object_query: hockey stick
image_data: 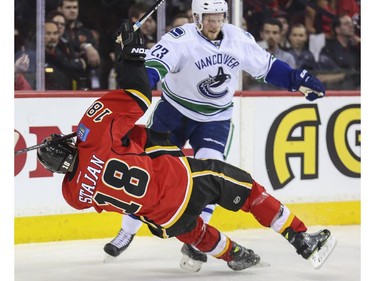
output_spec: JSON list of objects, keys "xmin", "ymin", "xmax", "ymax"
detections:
[
  {"xmin": 132, "ymin": 0, "xmax": 166, "ymax": 31},
  {"xmin": 14, "ymin": 132, "xmax": 77, "ymax": 156}
]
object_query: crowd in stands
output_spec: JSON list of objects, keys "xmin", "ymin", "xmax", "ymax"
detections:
[{"xmin": 14, "ymin": 0, "xmax": 360, "ymax": 91}]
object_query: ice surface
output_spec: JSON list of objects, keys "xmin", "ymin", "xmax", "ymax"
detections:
[{"xmin": 15, "ymin": 225, "xmax": 360, "ymax": 281}]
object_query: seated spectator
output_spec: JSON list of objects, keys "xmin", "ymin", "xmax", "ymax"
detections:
[
  {"xmin": 287, "ymin": 23, "xmax": 317, "ymax": 70},
  {"xmin": 44, "ymin": 21, "xmax": 86, "ymax": 90},
  {"xmin": 57, "ymin": 0, "xmax": 100, "ymax": 89},
  {"xmin": 305, "ymin": 0, "xmax": 337, "ymax": 39},
  {"xmin": 274, "ymin": 10, "xmax": 291, "ymax": 50},
  {"xmin": 318, "ymin": 15, "xmax": 360, "ymax": 89},
  {"xmin": 46, "ymin": 11, "xmax": 67, "ymax": 38},
  {"xmin": 335, "ymin": 0, "xmax": 360, "ymax": 42},
  {"xmin": 167, "ymin": 13, "xmax": 190, "ymax": 31},
  {"xmin": 259, "ymin": 18, "xmax": 296, "ymax": 68},
  {"xmin": 185, "ymin": 8, "xmax": 194, "ymax": 23},
  {"xmin": 247, "ymin": 18, "xmax": 296, "ymax": 90},
  {"xmin": 15, "ymin": 54, "xmax": 32, "ymax": 90},
  {"xmin": 243, "ymin": 0, "xmax": 279, "ymax": 41}
]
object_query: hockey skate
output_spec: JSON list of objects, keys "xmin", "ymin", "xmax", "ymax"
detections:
[
  {"xmin": 227, "ymin": 242, "xmax": 261, "ymax": 271},
  {"xmin": 180, "ymin": 244, "xmax": 208, "ymax": 272},
  {"xmin": 293, "ymin": 229, "xmax": 337, "ymax": 269},
  {"xmin": 103, "ymin": 229, "xmax": 135, "ymax": 263}
]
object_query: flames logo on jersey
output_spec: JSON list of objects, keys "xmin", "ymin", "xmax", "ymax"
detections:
[{"xmin": 197, "ymin": 67, "xmax": 231, "ymax": 98}]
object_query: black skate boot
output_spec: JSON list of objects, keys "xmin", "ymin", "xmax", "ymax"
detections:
[
  {"xmin": 227, "ymin": 242, "xmax": 260, "ymax": 271},
  {"xmin": 283, "ymin": 228, "xmax": 337, "ymax": 269},
  {"xmin": 103, "ymin": 229, "xmax": 135, "ymax": 263},
  {"xmin": 180, "ymin": 244, "xmax": 207, "ymax": 272}
]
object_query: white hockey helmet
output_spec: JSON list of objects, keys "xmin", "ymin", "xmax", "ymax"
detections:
[{"xmin": 191, "ymin": 0, "xmax": 228, "ymax": 30}]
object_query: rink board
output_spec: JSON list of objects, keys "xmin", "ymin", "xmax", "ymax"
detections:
[{"xmin": 14, "ymin": 91, "xmax": 361, "ymax": 244}]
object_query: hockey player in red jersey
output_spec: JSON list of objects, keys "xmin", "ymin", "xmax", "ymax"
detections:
[{"xmin": 37, "ymin": 20, "xmax": 336, "ymax": 272}]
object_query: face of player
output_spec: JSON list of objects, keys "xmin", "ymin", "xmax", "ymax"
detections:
[
  {"xmin": 289, "ymin": 26, "xmax": 307, "ymax": 50},
  {"xmin": 45, "ymin": 22, "xmax": 59, "ymax": 49},
  {"xmin": 261, "ymin": 23, "xmax": 281, "ymax": 50},
  {"xmin": 60, "ymin": 0, "xmax": 79, "ymax": 21},
  {"xmin": 201, "ymin": 13, "xmax": 225, "ymax": 40}
]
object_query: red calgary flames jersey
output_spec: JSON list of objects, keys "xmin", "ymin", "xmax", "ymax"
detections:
[{"xmin": 62, "ymin": 89, "xmax": 193, "ymax": 229}]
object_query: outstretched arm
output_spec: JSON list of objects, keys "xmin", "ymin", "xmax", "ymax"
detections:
[{"xmin": 265, "ymin": 59, "xmax": 325, "ymax": 102}]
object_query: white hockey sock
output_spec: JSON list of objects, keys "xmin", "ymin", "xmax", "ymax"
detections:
[
  {"xmin": 121, "ymin": 215, "xmax": 143, "ymax": 235},
  {"xmin": 200, "ymin": 204, "xmax": 216, "ymax": 224}
]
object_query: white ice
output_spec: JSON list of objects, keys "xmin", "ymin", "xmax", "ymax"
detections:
[{"xmin": 14, "ymin": 225, "xmax": 361, "ymax": 281}]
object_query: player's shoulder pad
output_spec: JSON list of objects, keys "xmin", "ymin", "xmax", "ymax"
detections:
[{"xmin": 163, "ymin": 23, "xmax": 195, "ymax": 42}]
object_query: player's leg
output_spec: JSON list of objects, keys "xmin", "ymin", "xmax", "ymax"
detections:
[
  {"xmin": 194, "ymin": 148, "xmax": 221, "ymax": 224},
  {"xmin": 180, "ymin": 120, "xmax": 233, "ymax": 271},
  {"xmin": 240, "ymin": 180, "xmax": 336, "ymax": 268},
  {"xmin": 103, "ymin": 214, "xmax": 142, "ymax": 262},
  {"xmin": 190, "ymin": 157, "xmax": 336, "ymax": 269},
  {"xmin": 177, "ymin": 217, "xmax": 260, "ymax": 271}
]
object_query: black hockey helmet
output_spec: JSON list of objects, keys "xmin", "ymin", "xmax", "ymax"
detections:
[{"xmin": 37, "ymin": 134, "xmax": 77, "ymax": 174}]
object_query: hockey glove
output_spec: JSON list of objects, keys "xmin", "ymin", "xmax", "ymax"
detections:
[
  {"xmin": 289, "ymin": 69, "xmax": 325, "ymax": 101},
  {"xmin": 115, "ymin": 19, "xmax": 146, "ymax": 62}
]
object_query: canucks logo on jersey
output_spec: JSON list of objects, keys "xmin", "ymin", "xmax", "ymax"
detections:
[{"xmin": 197, "ymin": 67, "xmax": 231, "ymax": 98}]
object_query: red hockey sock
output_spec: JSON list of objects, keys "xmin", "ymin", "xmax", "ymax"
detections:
[
  {"xmin": 176, "ymin": 217, "xmax": 234, "ymax": 261},
  {"xmin": 241, "ymin": 180, "xmax": 281, "ymax": 226}
]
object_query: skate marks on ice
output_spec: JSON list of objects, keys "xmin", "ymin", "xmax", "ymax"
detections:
[{"xmin": 15, "ymin": 225, "xmax": 360, "ymax": 281}]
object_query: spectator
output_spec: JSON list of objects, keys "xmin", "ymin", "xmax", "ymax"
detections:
[
  {"xmin": 335, "ymin": 0, "xmax": 360, "ymax": 39},
  {"xmin": 243, "ymin": 0, "xmax": 279, "ymax": 41},
  {"xmin": 167, "ymin": 13, "xmax": 190, "ymax": 31},
  {"xmin": 318, "ymin": 15, "xmax": 360, "ymax": 89},
  {"xmin": 287, "ymin": 23, "xmax": 317, "ymax": 70},
  {"xmin": 14, "ymin": 54, "xmax": 32, "ymax": 90},
  {"xmin": 185, "ymin": 8, "xmax": 194, "ymax": 23},
  {"xmin": 44, "ymin": 21, "xmax": 86, "ymax": 90},
  {"xmin": 128, "ymin": 2, "xmax": 157, "ymax": 49},
  {"xmin": 46, "ymin": 11, "xmax": 67, "ymax": 38},
  {"xmin": 57, "ymin": 0, "xmax": 100, "ymax": 89},
  {"xmin": 274, "ymin": 10, "xmax": 291, "ymax": 49},
  {"xmin": 319, "ymin": 15, "xmax": 359, "ymax": 70},
  {"xmin": 15, "ymin": 26, "xmax": 36, "ymax": 89},
  {"xmin": 260, "ymin": 18, "xmax": 296, "ymax": 68},
  {"xmin": 247, "ymin": 18, "xmax": 296, "ymax": 91},
  {"xmin": 305, "ymin": 0, "xmax": 337, "ymax": 39},
  {"xmin": 278, "ymin": 0, "xmax": 306, "ymax": 25}
]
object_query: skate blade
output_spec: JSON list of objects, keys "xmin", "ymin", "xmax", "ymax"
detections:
[
  {"xmin": 180, "ymin": 255, "xmax": 203, "ymax": 272},
  {"xmin": 309, "ymin": 235, "xmax": 337, "ymax": 269},
  {"xmin": 103, "ymin": 254, "xmax": 117, "ymax": 264}
]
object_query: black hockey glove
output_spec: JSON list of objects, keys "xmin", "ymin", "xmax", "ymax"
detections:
[
  {"xmin": 115, "ymin": 19, "xmax": 146, "ymax": 62},
  {"xmin": 289, "ymin": 69, "xmax": 325, "ymax": 101}
]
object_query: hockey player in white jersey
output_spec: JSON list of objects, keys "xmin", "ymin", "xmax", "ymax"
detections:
[{"xmin": 104, "ymin": 0, "xmax": 331, "ymax": 272}]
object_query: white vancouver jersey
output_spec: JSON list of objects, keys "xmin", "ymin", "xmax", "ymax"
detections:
[{"xmin": 145, "ymin": 23, "xmax": 275, "ymax": 122}]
